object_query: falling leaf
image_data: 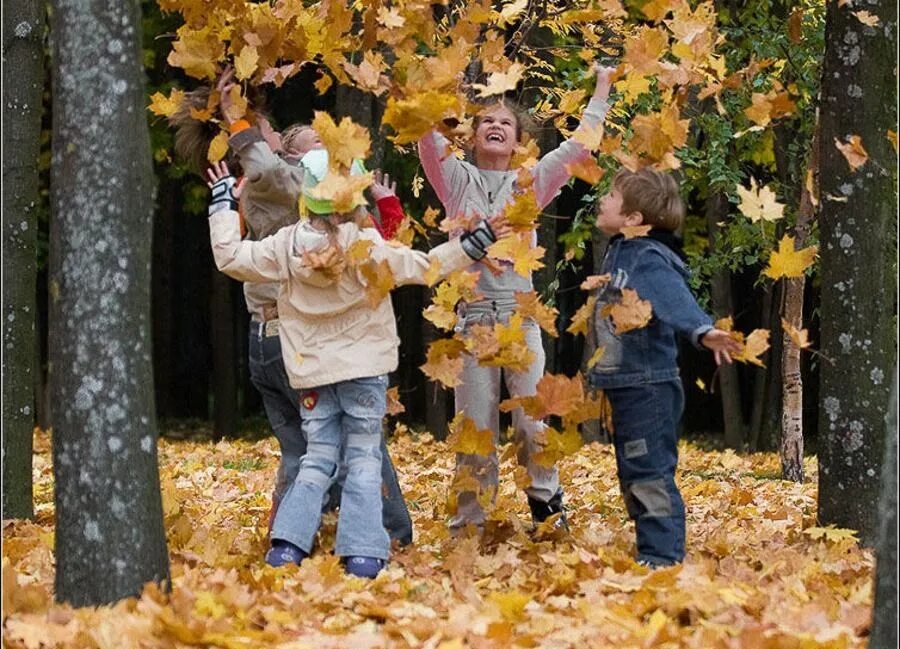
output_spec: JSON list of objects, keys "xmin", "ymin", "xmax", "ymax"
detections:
[
  {"xmin": 601, "ymin": 288, "xmax": 652, "ymax": 334},
  {"xmin": 311, "ymin": 112, "xmax": 371, "ymax": 170},
  {"xmin": 736, "ymin": 177, "xmax": 785, "ymax": 223},
  {"xmin": 572, "ymin": 122, "xmax": 607, "ymax": 152},
  {"xmin": 501, "ymin": 191, "xmax": 540, "ymax": 232},
  {"xmin": 695, "ymin": 377, "xmax": 707, "ymax": 391},
  {"xmin": 472, "ymin": 63, "xmax": 525, "ymax": 98},
  {"xmin": 148, "ymin": 89, "xmax": 185, "ymax": 118},
  {"xmin": 233, "ymin": 46, "xmax": 259, "ymax": 81},
  {"xmin": 565, "ymin": 157, "xmax": 605, "ymax": 185},
  {"xmin": 567, "ymin": 296, "xmax": 598, "ymax": 336},
  {"xmin": 314, "ymin": 73, "xmax": 333, "ymax": 95},
  {"xmin": 888, "ymin": 130, "xmax": 898, "ymax": 152},
  {"xmin": 167, "ymin": 26, "xmax": 224, "ymax": 80},
  {"xmin": 763, "ymin": 235, "xmax": 818, "ymax": 280},
  {"xmin": 382, "ymin": 91, "xmax": 463, "ymax": 145},
  {"xmin": 834, "ymin": 135, "xmax": 868, "ymax": 171},
  {"xmin": 486, "ymin": 234, "xmax": 545, "ymax": 276},
  {"xmin": 447, "ymin": 413, "xmax": 494, "ymax": 456},
  {"xmin": 781, "ymin": 319, "xmax": 812, "ymax": 350},
  {"xmin": 420, "ymin": 338, "xmax": 466, "ymax": 388},
  {"xmin": 207, "ymin": 131, "xmax": 229, "ymax": 164},
  {"xmin": 733, "ymin": 329, "xmax": 770, "ymax": 367},
  {"xmin": 386, "ymin": 386, "xmax": 405, "ymax": 416},
  {"xmin": 345, "ymin": 239, "xmax": 374, "ymax": 265},
  {"xmin": 851, "ymin": 10, "xmax": 880, "ymax": 26},
  {"xmin": 586, "ymin": 346, "xmax": 605, "ymax": 369},
  {"xmin": 514, "ymin": 291, "xmax": 558, "ymax": 336},
  {"xmin": 358, "ymin": 259, "xmax": 395, "ymax": 308}
]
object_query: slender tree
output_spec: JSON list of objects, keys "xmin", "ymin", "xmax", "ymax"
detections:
[
  {"xmin": 48, "ymin": 0, "xmax": 169, "ymax": 604},
  {"xmin": 816, "ymin": 0, "xmax": 897, "ymax": 544},
  {"xmin": 2, "ymin": 0, "xmax": 45, "ymax": 520}
]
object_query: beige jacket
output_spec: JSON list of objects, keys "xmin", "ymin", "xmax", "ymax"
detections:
[{"xmin": 209, "ymin": 210, "xmax": 473, "ymax": 389}]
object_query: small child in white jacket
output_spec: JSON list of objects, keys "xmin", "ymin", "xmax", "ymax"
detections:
[{"xmin": 207, "ymin": 153, "xmax": 503, "ymax": 577}]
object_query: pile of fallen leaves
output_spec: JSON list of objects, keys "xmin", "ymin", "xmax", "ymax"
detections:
[{"xmin": 4, "ymin": 426, "xmax": 873, "ymax": 648}]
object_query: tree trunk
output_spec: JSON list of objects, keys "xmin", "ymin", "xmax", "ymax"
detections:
[
  {"xmin": 705, "ymin": 192, "xmax": 744, "ymax": 449},
  {"xmin": 48, "ymin": 0, "xmax": 169, "ymax": 605},
  {"xmin": 871, "ymin": 364, "xmax": 898, "ymax": 648},
  {"xmin": 2, "ymin": 0, "xmax": 45, "ymax": 520},
  {"xmin": 780, "ymin": 147, "xmax": 817, "ymax": 482},
  {"xmin": 748, "ymin": 283, "xmax": 783, "ymax": 452},
  {"xmin": 816, "ymin": 0, "xmax": 896, "ymax": 545}
]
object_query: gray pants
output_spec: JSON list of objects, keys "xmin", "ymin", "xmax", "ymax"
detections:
[{"xmin": 450, "ymin": 305, "xmax": 560, "ymax": 530}]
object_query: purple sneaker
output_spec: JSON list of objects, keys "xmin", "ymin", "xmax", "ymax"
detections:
[
  {"xmin": 265, "ymin": 540, "xmax": 307, "ymax": 567},
  {"xmin": 344, "ymin": 556, "xmax": 385, "ymax": 578}
]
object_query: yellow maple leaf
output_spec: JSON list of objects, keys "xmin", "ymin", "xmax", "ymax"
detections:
[
  {"xmin": 148, "ymin": 89, "xmax": 185, "ymax": 118},
  {"xmin": 615, "ymin": 73, "xmax": 652, "ymax": 103},
  {"xmin": 421, "ymin": 338, "xmax": 466, "ymax": 388},
  {"xmin": 233, "ymin": 45, "xmax": 259, "ymax": 81},
  {"xmin": 167, "ymin": 26, "xmax": 224, "ymax": 80},
  {"xmin": 207, "ymin": 131, "xmax": 229, "ymax": 164},
  {"xmin": 311, "ymin": 112, "xmax": 371, "ymax": 170},
  {"xmin": 472, "ymin": 63, "xmax": 525, "ymax": 98},
  {"xmin": 532, "ymin": 426, "xmax": 584, "ymax": 468},
  {"xmin": 514, "ymin": 291, "xmax": 558, "ymax": 336},
  {"xmin": 447, "ymin": 413, "xmax": 494, "ymax": 456},
  {"xmin": 852, "ymin": 10, "xmax": 880, "ymax": 26},
  {"xmin": 736, "ymin": 177, "xmax": 785, "ymax": 223},
  {"xmin": 343, "ymin": 51, "xmax": 390, "ymax": 97},
  {"xmin": 382, "ymin": 91, "xmax": 463, "ymax": 145},
  {"xmin": 423, "ymin": 303, "xmax": 458, "ymax": 331},
  {"xmin": 623, "ymin": 26, "xmax": 667, "ymax": 75},
  {"xmin": 733, "ymin": 328, "xmax": 770, "ymax": 367},
  {"xmin": 628, "ymin": 105, "xmax": 689, "ymax": 166},
  {"xmin": 358, "ymin": 259, "xmax": 395, "ymax": 308},
  {"xmin": 834, "ymin": 135, "xmax": 868, "ymax": 171},
  {"xmin": 763, "ymin": 235, "xmax": 817, "ymax": 280},
  {"xmin": 222, "ymin": 85, "xmax": 247, "ymax": 125},
  {"xmin": 502, "ymin": 190, "xmax": 540, "ymax": 232},
  {"xmin": 567, "ymin": 296, "xmax": 597, "ymax": 336},
  {"xmin": 487, "ymin": 234, "xmax": 545, "ymax": 276},
  {"xmin": 602, "ymin": 288, "xmax": 652, "ymax": 334},
  {"xmin": 781, "ymin": 318, "xmax": 812, "ymax": 349}
]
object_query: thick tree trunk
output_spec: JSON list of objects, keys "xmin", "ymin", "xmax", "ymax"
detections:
[
  {"xmin": 871, "ymin": 365, "xmax": 898, "ymax": 648},
  {"xmin": 48, "ymin": 0, "xmax": 169, "ymax": 604},
  {"xmin": 705, "ymin": 192, "xmax": 744, "ymax": 449},
  {"xmin": 816, "ymin": 0, "xmax": 896, "ymax": 545},
  {"xmin": 2, "ymin": 0, "xmax": 45, "ymax": 520}
]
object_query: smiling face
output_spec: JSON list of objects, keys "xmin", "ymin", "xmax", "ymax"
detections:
[{"xmin": 473, "ymin": 104, "xmax": 519, "ymax": 169}]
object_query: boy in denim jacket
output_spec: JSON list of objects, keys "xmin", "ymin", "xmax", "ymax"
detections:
[{"xmin": 588, "ymin": 168, "xmax": 741, "ymax": 567}]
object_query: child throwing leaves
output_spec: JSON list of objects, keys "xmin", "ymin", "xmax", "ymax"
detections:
[
  {"xmin": 207, "ymin": 149, "xmax": 506, "ymax": 577},
  {"xmin": 589, "ymin": 167, "xmax": 742, "ymax": 567},
  {"xmin": 418, "ymin": 65, "xmax": 615, "ymax": 534}
]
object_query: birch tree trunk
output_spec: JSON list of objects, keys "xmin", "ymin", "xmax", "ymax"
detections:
[
  {"xmin": 49, "ymin": 0, "xmax": 169, "ymax": 604},
  {"xmin": 816, "ymin": 0, "xmax": 896, "ymax": 544},
  {"xmin": 2, "ymin": 0, "xmax": 45, "ymax": 520}
]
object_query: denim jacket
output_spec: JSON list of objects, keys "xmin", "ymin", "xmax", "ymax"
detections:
[{"xmin": 588, "ymin": 233, "xmax": 713, "ymax": 389}]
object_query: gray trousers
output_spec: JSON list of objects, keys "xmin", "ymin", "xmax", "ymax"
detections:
[{"xmin": 450, "ymin": 307, "xmax": 560, "ymax": 529}]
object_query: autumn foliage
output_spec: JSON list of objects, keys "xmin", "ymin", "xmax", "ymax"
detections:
[{"xmin": 3, "ymin": 428, "xmax": 874, "ymax": 648}]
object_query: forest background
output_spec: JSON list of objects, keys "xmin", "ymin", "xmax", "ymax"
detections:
[{"xmin": 1, "ymin": 0, "xmax": 897, "ymax": 646}]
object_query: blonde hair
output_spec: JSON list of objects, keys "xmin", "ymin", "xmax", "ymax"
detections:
[
  {"xmin": 281, "ymin": 123, "xmax": 314, "ymax": 152},
  {"xmin": 613, "ymin": 168, "xmax": 685, "ymax": 231}
]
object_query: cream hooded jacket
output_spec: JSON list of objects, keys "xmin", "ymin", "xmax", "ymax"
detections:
[{"xmin": 209, "ymin": 209, "xmax": 472, "ymax": 389}]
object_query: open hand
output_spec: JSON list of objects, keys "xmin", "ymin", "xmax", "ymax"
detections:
[
  {"xmin": 701, "ymin": 328, "xmax": 744, "ymax": 366},
  {"xmin": 369, "ymin": 170, "xmax": 397, "ymax": 202},
  {"xmin": 206, "ymin": 161, "xmax": 245, "ymax": 199}
]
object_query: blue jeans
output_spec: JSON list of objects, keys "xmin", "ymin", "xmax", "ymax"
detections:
[
  {"xmin": 604, "ymin": 380, "xmax": 686, "ymax": 565},
  {"xmin": 247, "ymin": 324, "xmax": 412, "ymax": 545},
  {"xmin": 271, "ymin": 375, "xmax": 392, "ymax": 559}
]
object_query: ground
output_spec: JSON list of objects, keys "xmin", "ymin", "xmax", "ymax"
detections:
[{"xmin": 2, "ymin": 426, "xmax": 873, "ymax": 648}]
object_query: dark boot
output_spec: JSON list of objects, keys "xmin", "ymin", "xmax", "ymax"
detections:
[{"xmin": 527, "ymin": 490, "xmax": 569, "ymax": 531}]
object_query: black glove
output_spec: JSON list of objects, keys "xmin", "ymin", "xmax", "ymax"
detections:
[
  {"xmin": 209, "ymin": 175, "xmax": 239, "ymax": 215},
  {"xmin": 460, "ymin": 219, "xmax": 497, "ymax": 260}
]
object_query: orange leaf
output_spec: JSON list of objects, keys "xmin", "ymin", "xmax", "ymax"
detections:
[
  {"xmin": 447, "ymin": 413, "xmax": 494, "ymax": 456},
  {"xmin": 386, "ymin": 386, "xmax": 405, "ymax": 416},
  {"xmin": 834, "ymin": 135, "xmax": 868, "ymax": 171},
  {"xmin": 567, "ymin": 296, "xmax": 597, "ymax": 336},
  {"xmin": 420, "ymin": 338, "xmax": 466, "ymax": 388},
  {"xmin": 565, "ymin": 157, "xmax": 605, "ymax": 185},
  {"xmin": 580, "ymin": 274, "xmax": 611, "ymax": 291},
  {"xmin": 781, "ymin": 318, "xmax": 812, "ymax": 350},
  {"xmin": 358, "ymin": 259, "xmax": 395, "ymax": 308},
  {"xmin": 733, "ymin": 329, "xmax": 770, "ymax": 367},
  {"xmin": 514, "ymin": 291, "xmax": 559, "ymax": 337},
  {"xmin": 621, "ymin": 225, "xmax": 652, "ymax": 239},
  {"xmin": 601, "ymin": 288, "xmax": 652, "ymax": 333}
]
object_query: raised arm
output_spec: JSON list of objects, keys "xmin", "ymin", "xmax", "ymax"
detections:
[
  {"xmin": 532, "ymin": 65, "xmax": 615, "ymax": 208},
  {"xmin": 417, "ymin": 129, "xmax": 468, "ymax": 210}
]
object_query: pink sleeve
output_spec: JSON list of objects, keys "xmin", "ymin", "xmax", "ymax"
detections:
[
  {"xmin": 417, "ymin": 130, "xmax": 464, "ymax": 209},
  {"xmin": 532, "ymin": 97, "xmax": 611, "ymax": 209}
]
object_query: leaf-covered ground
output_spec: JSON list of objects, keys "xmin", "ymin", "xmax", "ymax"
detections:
[{"xmin": 3, "ymin": 427, "xmax": 874, "ymax": 648}]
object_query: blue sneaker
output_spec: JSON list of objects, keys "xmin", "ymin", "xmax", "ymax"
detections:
[
  {"xmin": 265, "ymin": 540, "xmax": 307, "ymax": 567},
  {"xmin": 344, "ymin": 556, "xmax": 385, "ymax": 578}
]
